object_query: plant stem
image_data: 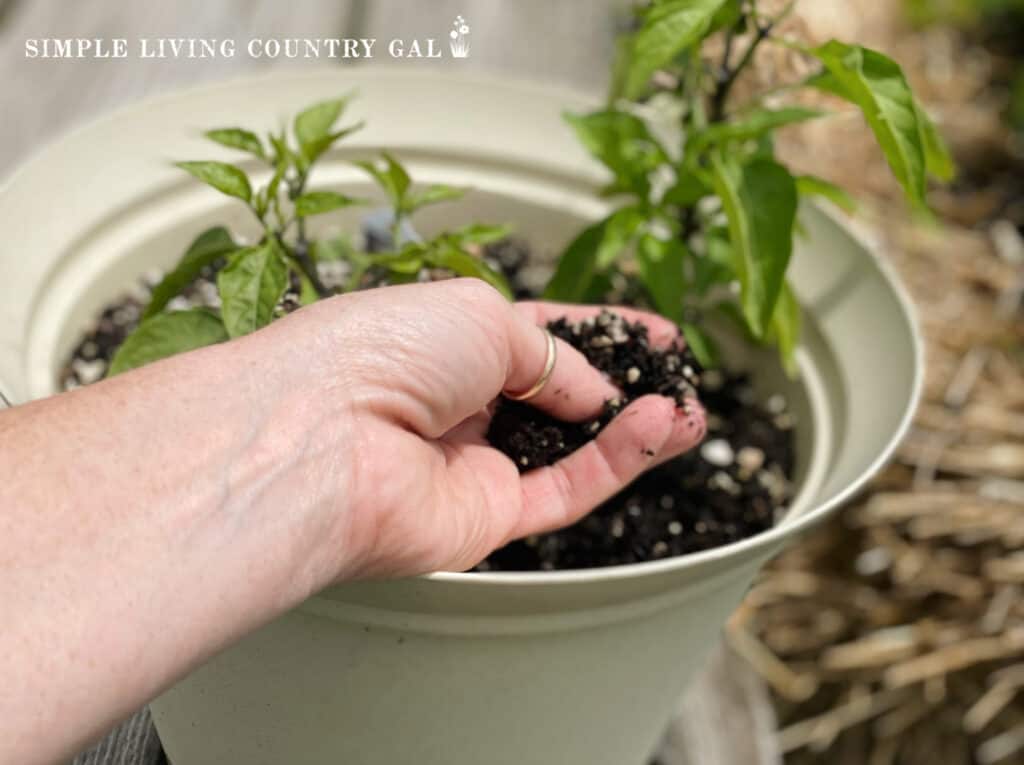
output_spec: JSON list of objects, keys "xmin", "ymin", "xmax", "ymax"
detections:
[
  {"xmin": 709, "ymin": 0, "xmax": 794, "ymax": 123},
  {"xmin": 719, "ymin": 26, "xmax": 736, "ymax": 84},
  {"xmin": 247, "ymin": 203, "xmax": 267, "ymax": 230},
  {"xmin": 277, "ymin": 234, "xmax": 330, "ymax": 298},
  {"xmin": 680, "ymin": 206, "xmax": 699, "ymax": 242},
  {"xmin": 282, "ymin": 168, "xmax": 332, "ymax": 298},
  {"xmin": 390, "ymin": 214, "xmax": 403, "ymax": 249}
]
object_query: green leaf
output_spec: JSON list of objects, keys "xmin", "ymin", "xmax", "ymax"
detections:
[
  {"xmin": 581, "ymin": 272, "xmax": 616, "ymax": 303},
  {"xmin": 543, "ymin": 218, "xmax": 611, "ymax": 302},
  {"xmin": 407, "ymin": 184, "xmax": 466, "ymax": 212},
  {"xmin": 915, "ymin": 104, "xmax": 956, "ymax": 182},
  {"xmin": 446, "ymin": 223, "xmax": 512, "ymax": 246},
  {"xmin": 795, "ymin": 175, "xmax": 858, "ymax": 213},
  {"xmin": 709, "ymin": 154, "xmax": 797, "ymax": 338},
  {"xmin": 217, "ymin": 241, "xmax": 289, "ymax": 338},
  {"xmin": 355, "ymin": 152, "xmax": 411, "ymax": 213},
  {"xmin": 636, "ymin": 232, "xmax": 687, "ymax": 322},
  {"xmin": 385, "ymin": 258, "xmax": 423, "ymax": 275},
  {"xmin": 681, "ymin": 322, "xmax": 718, "ymax": 368},
  {"xmin": 424, "ymin": 245, "xmax": 514, "ymax": 300},
  {"xmin": 767, "ymin": 281, "xmax": 801, "ymax": 377},
  {"xmin": 143, "ymin": 227, "xmax": 240, "ymax": 320},
  {"xmin": 662, "ymin": 167, "xmax": 711, "ymax": 206},
  {"xmin": 175, "ymin": 161, "xmax": 252, "ymax": 203},
  {"xmin": 595, "ymin": 206, "xmax": 645, "ymax": 269},
  {"xmin": 367, "ymin": 246, "xmax": 424, "ymax": 276},
  {"xmin": 268, "ymin": 133, "xmax": 297, "ymax": 169},
  {"xmin": 204, "ymin": 128, "xmax": 265, "ymax": 160},
  {"xmin": 294, "ymin": 97, "xmax": 350, "ymax": 150},
  {"xmin": 693, "ymin": 228, "xmax": 736, "ymax": 294},
  {"xmin": 294, "ymin": 190, "xmax": 363, "ymax": 217},
  {"xmin": 690, "ymin": 108, "xmax": 825, "ymax": 153},
  {"xmin": 385, "ymin": 270, "xmax": 421, "ymax": 285},
  {"xmin": 807, "ymin": 41, "xmax": 929, "ymax": 209},
  {"xmin": 297, "ymin": 122, "xmax": 364, "ymax": 168},
  {"xmin": 256, "ymin": 156, "xmax": 289, "ymax": 219},
  {"xmin": 543, "ymin": 208, "xmax": 643, "ymax": 302},
  {"xmin": 297, "ymin": 273, "xmax": 320, "ymax": 306},
  {"xmin": 565, "ymin": 110, "xmax": 668, "ymax": 197},
  {"xmin": 752, "ymin": 132, "xmax": 776, "ymax": 162},
  {"xmin": 708, "ymin": 0, "xmax": 743, "ymax": 34},
  {"xmin": 612, "ymin": 0, "xmax": 729, "ymax": 100},
  {"xmin": 108, "ymin": 309, "xmax": 228, "ymax": 377},
  {"xmin": 253, "ymin": 187, "xmax": 269, "ymax": 219}
]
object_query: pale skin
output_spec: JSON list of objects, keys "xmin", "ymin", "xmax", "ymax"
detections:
[{"xmin": 0, "ymin": 279, "xmax": 706, "ymax": 765}]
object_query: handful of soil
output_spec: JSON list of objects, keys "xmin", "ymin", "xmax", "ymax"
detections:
[
  {"xmin": 486, "ymin": 310, "xmax": 702, "ymax": 471},
  {"xmin": 480, "ymin": 308, "xmax": 793, "ymax": 571}
]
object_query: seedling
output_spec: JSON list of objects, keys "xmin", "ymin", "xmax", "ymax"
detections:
[{"xmin": 109, "ymin": 98, "xmax": 510, "ymax": 375}]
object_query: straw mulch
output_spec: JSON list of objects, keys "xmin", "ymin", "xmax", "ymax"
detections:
[{"xmin": 720, "ymin": 2, "xmax": 1024, "ymax": 763}]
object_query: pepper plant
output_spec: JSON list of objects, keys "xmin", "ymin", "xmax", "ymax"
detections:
[
  {"xmin": 111, "ymin": 0, "xmax": 952, "ymax": 379},
  {"xmin": 109, "ymin": 98, "xmax": 510, "ymax": 375},
  {"xmin": 543, "ymin": 0, "xmax": 954, "ymax": 372}
]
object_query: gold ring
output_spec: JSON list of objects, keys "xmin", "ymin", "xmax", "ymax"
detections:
[{"xmin": 505, "ymin": 330, "xmax": 557, "ymax": 401}]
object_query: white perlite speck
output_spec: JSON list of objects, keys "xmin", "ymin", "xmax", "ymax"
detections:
[
  {"xmin": 736, "ymin": 446, "xmax": 765, "ymax": 473},
  {"xmin": 71, "ymin": 359, "xmax": 107, "ymax": 385},
  {"xmin": 700, "ymin": 438, "xmax": 734, "ymax": 466},
  {"xmin": 709, "ymin": 471, "xmax": 741, "ymax": 496}
]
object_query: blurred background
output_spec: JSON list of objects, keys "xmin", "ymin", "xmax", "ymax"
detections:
[{"xmin": 3, "ymin": 1, "xmax": 1023, "ymax": 763}]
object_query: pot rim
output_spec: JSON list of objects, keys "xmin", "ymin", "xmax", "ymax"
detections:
[
  {"xmin": 0, "ymin": 67, "xmax": 603, "ymax": 194},
  {"xmin": 0, "ymin": 67, "xmax": 925, "ymax": 586}
]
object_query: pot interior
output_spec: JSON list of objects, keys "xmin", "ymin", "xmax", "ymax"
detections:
[
  {"xmin": 23, "ymin": 149, "xmax": 832, "ymax": 532},
  {"xmin": 0, "ymin": 71, "xmax": 918, "ymax": 587}
]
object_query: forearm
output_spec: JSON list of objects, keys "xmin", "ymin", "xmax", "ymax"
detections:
[
  {"xmin": 0, "ymin": 283, "xmax": 701, "ymax": 764},
  {"xmin": 0, "ymin": 334, "xmax": 354, "ymax": 764}
]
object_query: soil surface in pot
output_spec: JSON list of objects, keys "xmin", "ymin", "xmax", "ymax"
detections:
[{"xmin": 61, "ymin": 238, "xmax": 796, "ymax": 571}]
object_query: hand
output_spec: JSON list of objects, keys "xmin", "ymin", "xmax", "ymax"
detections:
[
  {"xmin": 250, "ymin": 278, "xmax": 707, "ymax": 580},
  {"xmin": 0, "ymin": 278, "xmax": 707, "ymax": 762}
]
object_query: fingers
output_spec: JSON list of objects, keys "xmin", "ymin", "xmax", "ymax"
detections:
[
  {"xmin": 511, "ymin": 394, "xmax": 707, "ymax": 541},
  {"xmin": 502, "ymin": 310, "xmax": 620, "ymax": 423},
  {"xmin": 514, "ymin": 302, "xmax": 682, "ymax": 350}
]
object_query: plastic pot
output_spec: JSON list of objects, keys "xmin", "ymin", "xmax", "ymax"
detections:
[{"xmin": 0, "ymin": 71, "xmax": 922, "ymax": 765}]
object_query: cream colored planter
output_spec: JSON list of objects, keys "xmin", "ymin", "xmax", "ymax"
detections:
[{"xmin": 0, "ymin": 70, "xmax": 921, "ymax": 765}]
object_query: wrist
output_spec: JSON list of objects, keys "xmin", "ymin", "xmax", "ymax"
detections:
[{"xmin": 211, "ymin": 331, "xmax": 363, "ymax": 601}]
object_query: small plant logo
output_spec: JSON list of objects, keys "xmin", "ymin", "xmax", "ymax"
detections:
[{"xmin": 449, "ymin": 16, "xmax": 470, "ymax": 58}]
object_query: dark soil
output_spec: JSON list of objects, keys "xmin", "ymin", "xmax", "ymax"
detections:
[
  {"xmin": 62, "ymin": 236, "xmax": 796, "ymax": 572},
  {"xmin": 486, "ymin": 311, "xmax": 702, "ymax": 471},
  {"xmin": 481, "ymin": 365, "xmax": 793, "ymax": 571}
]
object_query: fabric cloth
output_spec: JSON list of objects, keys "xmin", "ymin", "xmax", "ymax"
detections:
[{"xmin": 70, "ymin": 709, "xmax": 164, "ymax": 765}]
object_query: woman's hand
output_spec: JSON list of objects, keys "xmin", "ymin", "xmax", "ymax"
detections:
[
  {"xmin": 0, "ymin": 278, "xmax": 705, "ymax": 764},
  {"xmin": 247, "ymin": 278, "xmax": 706, "ymax": 580}
]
